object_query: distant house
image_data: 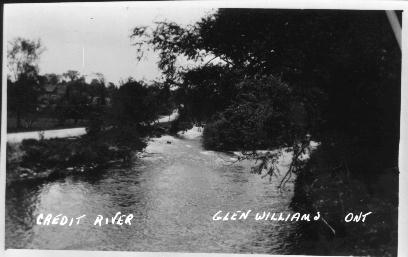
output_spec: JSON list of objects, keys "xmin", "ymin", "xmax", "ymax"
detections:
[
  {"xmin": 38, "ymin": 84, "xmax": 68, "ymax": 109},
  {"xmin": 44, "ymin": 84, "xmax": 57, "ymax": 94},
  {"xmin": 38, "ymin": 83, "xmax": 111, "ymax": 109},
  {"xmin": 90, "ymin": 96, "xmax": 112, "ymax": 107},
  {"xmin": 56, "ymin": 84, "xmax": 67, "ymax": 96}
]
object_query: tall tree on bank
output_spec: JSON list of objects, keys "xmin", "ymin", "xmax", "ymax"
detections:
[
  {"xmin": 111, "ymin": 80, "xmax": 160, "ymax": 128},
  {"xmin": 7, "ymin": 38, "xmax": 44, "ymax": 129},
  {"xmin": 7, "ymin": 37, "xmax": 44, "ymax": 82}
]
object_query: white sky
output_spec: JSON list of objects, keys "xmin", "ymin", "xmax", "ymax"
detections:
[{"xmin": 4, "ymin": 2, "xmax": 215, "ymax": 84}]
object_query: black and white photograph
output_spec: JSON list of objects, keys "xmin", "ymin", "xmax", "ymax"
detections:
[{"xmin": 1, "ymin": 1, "xmax": 405, "ymax": 256}]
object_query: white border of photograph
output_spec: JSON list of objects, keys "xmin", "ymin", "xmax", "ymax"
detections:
[{"xmin": 1, "ymin": 1, "xmax": 407, "ymax": 257}]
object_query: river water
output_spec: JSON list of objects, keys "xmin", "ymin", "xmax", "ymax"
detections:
[{"xmin": 5, "ymin": 127, "xmax": 299, "ymax": 254}]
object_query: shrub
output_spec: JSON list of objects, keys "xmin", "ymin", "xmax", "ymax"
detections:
[
  {"xmin": 19, "ymin": 126, "xmax": 147, "ymax": 172},
  {"xmin": 203, "ymin": 75, "xmax": 314, "ymax": 151}
]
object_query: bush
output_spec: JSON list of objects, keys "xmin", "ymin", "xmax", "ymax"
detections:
[
  {"xmin": 94, "ymin": 125, "xmax": 147, "ymax": 150},
  {"xmin": 203, "ymin": 75, "xmax": 316, "ymax": 151},
  {"xmin": 19, "ymin": 126, "xmax": 147, "ymax": 172},
  {"xmin": 20, "ymin": 137, "xmax": 106, "ymax": 169}
]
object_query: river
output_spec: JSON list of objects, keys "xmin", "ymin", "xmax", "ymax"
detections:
[{"xmin": 5, "ymin": 127, "xmax": 299, "ymax": 254}]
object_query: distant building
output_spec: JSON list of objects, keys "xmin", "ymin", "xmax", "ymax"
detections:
[{"xmin": 38, "ymin": 84, "xmax": 67, "ymax": 109}]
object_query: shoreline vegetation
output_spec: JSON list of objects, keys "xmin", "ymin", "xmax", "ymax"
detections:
[
  {"xmin": 290, "ymin": 145, "xmax": 398, "ymax": 256},
  {"xmin": 6, "ymin": 9, "xmax": 400, "ymax": 256},
  {"xmin": 6, "ymin": 129, "xmax": 143, "ymax": 184},
  {"xmin": 6, "ymin": 113, "xmax": 178, "ymax": 184}
]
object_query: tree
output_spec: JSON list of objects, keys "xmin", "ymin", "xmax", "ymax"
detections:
[
  {"xmin": 8, "ymin": 75, "xmax": 41, "ymax": 129},
  {"xmin": 63, "ymin": 70, "xmax": 80, "ymax": 82},
  {"xmin": 132, "ymin": 9, "xmax": 400, "ymax": 181},
  {"xmin": 42, "ymin": 73, "xmax": 61, "ymax": 85},
  {"xmin": 7, "ymin": 37, "xmax": 44, "ymax": 82},
  {"xmin": 175, "ymin": 65, "xmax": 240, "ymax": 123},
  {"xmin": 57, "ymin": 79, "xmax": 90, "ymax": 124},
  {"xmin": 111, "ymin": 80, "xmax": 160, "ymax": 128},
  {"xmin": 7, "ymin": 38, "xmax": 44, "ymax": 128},
  {"xmin": 106, "ymin": 82, "xmax": 118, "ymax": 101},
  {"xmin": 94, "ymin": 72, "xmax": 105, "ymax": 85}
]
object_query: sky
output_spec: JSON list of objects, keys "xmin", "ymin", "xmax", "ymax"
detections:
[{"xmin": 4, "ymin": 2, "xmax": 215, "ymax": 84}]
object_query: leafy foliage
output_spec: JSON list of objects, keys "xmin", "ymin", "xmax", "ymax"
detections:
[
  {"xmin": 203, "ymin": 76, "xmax": 296, "ymax": 150},
  {"xmin": 132, "ymin": 9, "xmax": 400, "ymax": 179},
  {"xmin": 175, "ymin": 65, "xmax": 240, "ymax": 123},
  {"xmin": 62, "ymin": 70, "xmax": 80, "ymax": 82},
  {"xmin": 8, "ymin": 77, "xmax": 41, "ymax": 129},
  {"xmin": 111, "ymin": 80, "xmax": 159, "ymax": 127},
  {"xmin": 7, "ymin": 38, "xmax": 44, "ymax": 129},
  {"xmin": 7, "ymin": 37, "xmax": 44, "ymax": 81}
]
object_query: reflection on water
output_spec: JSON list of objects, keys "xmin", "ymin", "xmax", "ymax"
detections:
[{"xmin": 6, "ymin": 130, "xmax": 299, "ymax": 253}]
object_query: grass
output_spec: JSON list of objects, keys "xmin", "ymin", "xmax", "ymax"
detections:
[{"xmin": 6, "ymin": 125, "xmax": 148, "ymax": 184}]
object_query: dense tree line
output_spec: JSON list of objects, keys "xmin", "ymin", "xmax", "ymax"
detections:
[
  {"xmin": 7, "ymin": 38, "xmax": 174, "ymax": 133},
  {"xmin": 132, "ymin": 9, "xmax": 400, "ymax": 180}
]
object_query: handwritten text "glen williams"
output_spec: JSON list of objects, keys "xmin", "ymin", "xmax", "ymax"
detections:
[{"xmin": 212, "ymin": 210, "xmax": 372, "ymax": 223}]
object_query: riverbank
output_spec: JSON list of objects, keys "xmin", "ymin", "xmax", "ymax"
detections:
[
  {"xmin": 6, "ymin": 126, "xmax": 148, "ymax": 184},
  {"xmin": 199, "ymin": 123, "xmax": 399, "ymax": 256},
  {"xmin": 7, "ymin": 123, "xmax": 176, "ymax": 184},
  {"xmin": 290, "ymin": 143, "xmax": 398, "ymax": 256},
  {"xmin": 6, "ymin": 109, "xmax": 182, "ymax": 183}
]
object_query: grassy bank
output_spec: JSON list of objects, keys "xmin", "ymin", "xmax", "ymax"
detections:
[
  {"xmin": 290, "ymin": 144, "xmax": 398, "ymax": 256},
  {"xmin": 6, "ymin": 126, "xmax": 149, "ymax": 184}
]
